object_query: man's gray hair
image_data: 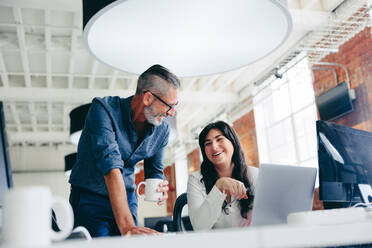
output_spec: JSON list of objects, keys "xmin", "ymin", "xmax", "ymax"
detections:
[{"xmin": 135, "ymin": 64, "xmax": 180, "ymax": 97}]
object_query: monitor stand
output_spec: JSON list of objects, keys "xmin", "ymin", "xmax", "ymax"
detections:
[{"xmin": 358, "ymin": 184, "xmax": 372, "ymax": 203}]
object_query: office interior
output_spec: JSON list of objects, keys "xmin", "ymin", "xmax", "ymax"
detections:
[{"xmin": 0, "ymin": 0, "xmax": 372, "ymax": 245}]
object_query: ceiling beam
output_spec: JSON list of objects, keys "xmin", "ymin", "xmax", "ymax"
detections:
[
  {"xmin": 290, "ymin": 9, "xmax": 329, "ymax": 31},
  {"xmin": 303, "ymin": 0, "xmax": 320, "ymax": 10},
  {"xmin": 217, "ymin": 69, "xmax": 244, "ymax": 92},
  {"xmin": 179, "ymin": 91, "xmax": 237, "ymax": 104},
  {"xmin": 108, "ymin": 70, "xmax": 118, "ymax": 90},
  {"xmin": 47, "ymin": 102, "xmax": 52, "ymax": 131},
  {"xmin": 8, "ymin": 131, "xmax": 69, "ymax": 143},
  {"xmin": 44, "ymin": 10, "xmax": 52, "ymax": 88},
  {"xmin": 4, "ymin": 71, "xmax": 134, "ymax": 79},
  {"xmin": 88, "ymin": 60, "xmax": 98, "ymax": 89},
  {"xmin": 0, "ymin": 0, "xmax": 81, "ymax": 12},
  {"xmin": 199, "ymin": 75, "xmax": 220, "ymax": 91},
  {"xmin": 0, "ymin": 51, "xmax": 9, "ymax": 87},
  {"xmin": 68, "ymin": 13, "xmax": 80, "ymax": 89},
  {"xmin": 29, "ymin": 102, "xmax": 37, "ymax": 132},
  {"xmin": 178, "ymin": 74, "xmax": 227, "ymax": 126},
  {"xmin": 0, "ymin": 22, "xmax": 79, "ymax": 30},
  {"xmin": 63, "ymin": 104, "xmax": 69, "ymax": 133},
  {"xmin": 128, "ymin": 78, "xmax": 137, "ymax": 91},
  {"xmin": 181, "ymin": 107, "xmax": 204, "ymax": 126},
  {"xmin": 183, "ymin": 78, "xmax": 198, "ymax": 91},
  {"xmin": 0, "ymin": 88, "xmax": 131, "ymax": 103},
  {"xmin": 9, "ymin": 102, "xmax": 21, "ymax": 132},
  {"xmin": 13, "ymin": 7, "xmax": 31, "ymax": 88},
  {"xmin": 0, "ymin": 88, "xmax": 238, "ymax": 104}
]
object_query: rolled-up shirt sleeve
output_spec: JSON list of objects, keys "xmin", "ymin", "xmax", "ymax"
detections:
[
  {"xmin": 187, "ymin": 172, "xmax": 226, "ymax": 230},
  {"xmin": 86, "ymin": 99, "xmax": 124, "ymax": 175}
]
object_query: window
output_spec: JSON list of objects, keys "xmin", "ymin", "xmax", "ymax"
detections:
[{"xmin": 254, "ymin": 55, "xmax": 318, "ymax": 185}]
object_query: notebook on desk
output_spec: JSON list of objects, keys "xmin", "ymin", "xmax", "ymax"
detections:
[{"xmin": 250, "ymin": 163, "xmax": 317, "ymax": 226}]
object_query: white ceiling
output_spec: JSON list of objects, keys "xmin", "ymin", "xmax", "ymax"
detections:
[{"xmin": 0, "ymin": 0, "xmax": 370, "ymax": 168}]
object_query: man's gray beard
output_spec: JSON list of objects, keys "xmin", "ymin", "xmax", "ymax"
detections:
[{"xmin": 144, "ymin": 104, "xmax": 162, "ymax": 126}]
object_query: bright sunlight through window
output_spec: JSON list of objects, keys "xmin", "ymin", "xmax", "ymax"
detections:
[{"xmin": 254, "ymin": 55, "xmax": 319, "ymax": 186}]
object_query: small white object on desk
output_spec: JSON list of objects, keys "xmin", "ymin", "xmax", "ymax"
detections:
[
  {"xmin": 358, "ymin": 184, "xmax": 372, "ymax": 203},
  {"xmin": 287, "ymin": 207, "xmax": 368, "ymax": 225}
]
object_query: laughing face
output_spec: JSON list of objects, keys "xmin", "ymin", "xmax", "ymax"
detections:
[
  {"xmin": 143, "ymin": 103, "xmax": 165, "ymax": 126},
  {"xmin": 203, "ymin": 128, "xmax": 234, "ymax": 169},
  {"xmin": 144, "ymin": 87, "xmax": 178, "ymax": 126}
]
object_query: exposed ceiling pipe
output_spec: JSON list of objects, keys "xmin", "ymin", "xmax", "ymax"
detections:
[
  {"xmin": 312, "ymin": 62, "xmax": 350, "ymax": 88},
  {"xmin": 311, "ymin": 67, "xmax": 338, "ymax": 86}
]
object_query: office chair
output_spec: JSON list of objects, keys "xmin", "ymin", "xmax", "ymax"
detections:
[
  {"xmin": 172, "ymin": 193, "xmax": 193, "ymax": 232},
  {"xmin": 52, "ymin": 210, "xmax": 92, "ymax": 241},
  {"xmin": 144, "ymin": 216, "xmax": 174, "ymax": 232}
]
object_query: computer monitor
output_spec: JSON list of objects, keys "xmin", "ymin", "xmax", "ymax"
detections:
[
  {"xmin": 0, "ymin": 102, "xmax": 13, "ymax": 207},
  {"xmin": 316, "ymin": 81, "xmax": 354, "ymax": 121},
  {"xmin": 316, "ymin": 120, "xmax": 372, "ymax": 208}
]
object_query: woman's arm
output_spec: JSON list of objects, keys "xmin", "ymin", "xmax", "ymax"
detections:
[{"xmin": 187, "ymin": 173, "xmax": 226, "ymax": 230}]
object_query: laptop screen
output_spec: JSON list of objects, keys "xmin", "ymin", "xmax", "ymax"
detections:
[{"xmin": 251, "ymin": 163, "xmax": 317, "ymax": 226}]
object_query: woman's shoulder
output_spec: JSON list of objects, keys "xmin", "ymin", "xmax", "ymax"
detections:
[
  {"xmin": 187, "ymin": 171, "xmax": 207, "ymax": 195},
  {"xmin": 189, "ymin": 171, "xmax": 202, "ymax": 180}
]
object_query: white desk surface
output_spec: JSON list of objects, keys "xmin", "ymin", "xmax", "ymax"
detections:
[
  {"xmin": 47, "ymin": 221, "xmax": 372, "ymax": 248},
  {"xmin": 1, "ymin": 221, "xmax": 371, "ymax": 248}
]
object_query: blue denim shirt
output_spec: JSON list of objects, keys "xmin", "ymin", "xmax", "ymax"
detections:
[{"xmin": 69, "ymin": 96, "xmax": 169, "ymax": 197}]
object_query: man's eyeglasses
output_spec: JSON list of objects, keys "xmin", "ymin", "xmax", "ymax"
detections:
[{"xmin": 145, "ymin": 90, "xmax": 178, "ymax": 114}]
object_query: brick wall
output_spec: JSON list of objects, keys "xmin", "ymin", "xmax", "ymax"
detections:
[
  {"xmin": 187, "ymin": 148, "xmax": 201, "ymax": 173},
  {"xmin": 233, "ymin": 111, "xmax": 259, "ymax": 168},
  {"xmin": 313, "ymin": 27, "xmax": 372, "ymax": 131},
  {"xmin": 312, "ymin": 26, "xmax": 372, "ymax": 209},
  {"xmin": 163, "ymin": 164, "xmax": 177, "ymax": 214}
]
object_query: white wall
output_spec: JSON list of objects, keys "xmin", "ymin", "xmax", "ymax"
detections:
[
  {"xmin": 9, "ymin": 145, "xmax": 76, "ymax": 172},
  {"xmin": 9, "ymin": 145, "xmax": 76, "ymax": 200},
  {"xmin": 12, "ymin": 172, "xmax": 70, "ymax": 200}
]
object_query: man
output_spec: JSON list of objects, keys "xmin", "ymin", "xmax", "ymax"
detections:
[{"xmin": 69, "ymin": 64, "xmax": 180, "ymax": 237}]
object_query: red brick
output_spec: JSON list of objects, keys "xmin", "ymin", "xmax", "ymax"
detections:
[
  {"xmin": 314, "ymin": 27, "xmax": 372, "ymax": 132},
  {"xmin": 187, "ymin": 148, "xmax": 201, "ymax": 172}
]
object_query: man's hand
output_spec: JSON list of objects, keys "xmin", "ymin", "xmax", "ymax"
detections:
[
  {"xmin": 156, "ymin": 180, "xmax": 169, "ymax": 205},
  {"xmin": 124, "ymin": 226, "xmax": 159, "ymax": 236}
]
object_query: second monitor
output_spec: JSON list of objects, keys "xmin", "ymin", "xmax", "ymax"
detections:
[{"xmin": 316, "ymin": 120, "xmax": 372, "ymax": 208}]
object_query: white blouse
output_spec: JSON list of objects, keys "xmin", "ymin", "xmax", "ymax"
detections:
[{"xmin": 187, "ymin": 166, "xmax": 258, "ymax": 231}]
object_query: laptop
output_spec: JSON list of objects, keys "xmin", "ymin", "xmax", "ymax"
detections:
[{"xmin": 250, "ymin": 163, "xmax": 317, "ymax": 226}]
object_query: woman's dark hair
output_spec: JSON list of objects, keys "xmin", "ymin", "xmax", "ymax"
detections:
[{"xmin": 199, "ymin": 121, "xmax": 254, "ymax": 218}]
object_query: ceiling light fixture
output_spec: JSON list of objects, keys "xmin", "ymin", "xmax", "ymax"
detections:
[{"xmin": 83, "ymin": 0, "xmax": 292, "ymax": 77}]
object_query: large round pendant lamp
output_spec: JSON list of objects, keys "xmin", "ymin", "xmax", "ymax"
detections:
[{"xmin": 83, "ymin": 0, "xmax": 292, "ymax": 77}]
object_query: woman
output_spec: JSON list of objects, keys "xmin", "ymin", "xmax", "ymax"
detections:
[{"xmin": 187, "ymin": 121, "xmax": 257, "ymax": 230}]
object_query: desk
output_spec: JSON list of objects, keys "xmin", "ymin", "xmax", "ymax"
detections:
[{"xmin": 47, "ymin": 221, "xmax": 372, "ymax": 248}]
